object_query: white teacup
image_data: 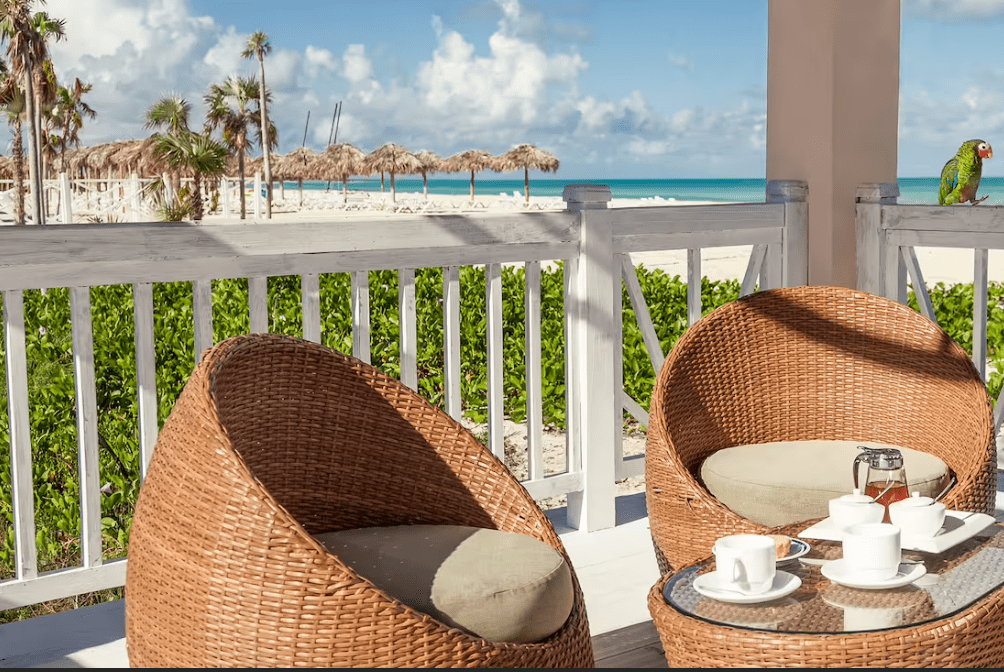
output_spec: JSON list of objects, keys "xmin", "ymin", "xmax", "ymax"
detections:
[
  {"xmin": 888, "ymin": 491, "xmax": 947, "ymax": 538},
  {"xmin": 713, "ymin": 534, "xmax": 776, "ymax": 595},
  {"xmin": 842, "ymin": 523, "xmax": 901, "ymax": 581}
]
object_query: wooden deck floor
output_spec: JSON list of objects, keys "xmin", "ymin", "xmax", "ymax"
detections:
[{"xmin": 592, "ymin": 620, "xmax": 668, "ymax": 668}]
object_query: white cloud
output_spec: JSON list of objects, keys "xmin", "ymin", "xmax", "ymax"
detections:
[
  {"xmin": 29, "ymin": 0, "xmax": 767, "ymax": 177},
  {"xmin": 668, "ymin": 53, "xmax": 694, "ymax": 71},
  {"xmin": 342, "ymin": 45, "xmax": 374, "ymax": 84}
]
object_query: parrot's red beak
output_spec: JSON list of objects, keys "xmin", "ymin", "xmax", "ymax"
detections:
[{"xmin": 980, "ymin": 148, "xmax": 993, "ymax": 159}]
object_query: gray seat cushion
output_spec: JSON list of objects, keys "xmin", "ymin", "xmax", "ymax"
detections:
[
  {"xmin": 700, "ymin": 440, "xmax": 951, "ymax": 528},
  {"xmin": 313, "ymin": 524, "xmax": 573, "ymax": 643}
]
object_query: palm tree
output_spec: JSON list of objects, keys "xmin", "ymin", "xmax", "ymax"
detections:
[
  {"xmin": 205, "ymin": 75, "xmax": 275, "ymax": 219},
  {"xmin": 145, "ymin": 94, "xmax": 191, "ymax": 135},
  {"xmin": 0, "ymin": 0, "xmax": 54, "ymax": 223},
  {"xmin": 28, "ymin": 10, "xmax": 62, "ymax": 180},
  {"xmin": 49, "ymin": 77, "xmax": 95, "ymax": 173},
  {"xmin": 242, "ymin": 31, "xmax": 273, "ymax": 218},
  {"xmin": 0, "ymin": 60, "xmax": 26, "ymax": 224},
  {"xmin": 145, "ymin": 94, "xmax": 191, "ymax": 201},
  {"xmin": 152, "ymin": 130, "xmax": 228, "ymax": 221}
]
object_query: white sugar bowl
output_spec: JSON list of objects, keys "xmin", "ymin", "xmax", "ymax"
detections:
[
  {"xmin": 888, "ymin": 491, "xmax": 947, "ymax": 538},
  {"xmin": 828, "ymin": 489, "xmax": 885, "ymax": 529}
]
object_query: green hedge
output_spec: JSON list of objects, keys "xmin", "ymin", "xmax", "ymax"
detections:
[{"xmin": 0, "ymin": 271, "xmax": 1001, "ymax": 588}]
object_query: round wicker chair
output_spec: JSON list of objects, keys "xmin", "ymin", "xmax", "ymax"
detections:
[
  {"xmin": 125, "ymin": 334, "xmax": 593, "ymax": 667},
  {"xmin": 645, "ymin": 285, "xmax": 996, "ymax": 575}
]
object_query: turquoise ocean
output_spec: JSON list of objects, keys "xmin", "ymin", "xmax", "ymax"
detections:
[{"xmin": 286, "ymin": 176, "xmax": 1004, "ymax": 206}]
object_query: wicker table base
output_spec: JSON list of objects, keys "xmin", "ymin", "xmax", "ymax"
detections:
[{"xmin": 648, "ymin": 524, "xmax": 1004, "ymax": 668}]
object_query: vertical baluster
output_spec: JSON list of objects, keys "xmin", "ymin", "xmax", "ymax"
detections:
[
  {"xmin": 133, "ymin": 283, "xmax": 158, "ymax": 479},
  {"xmin": 192, "ymin": 280, "xmax": 214, "ymax": 364},
  {"xmin": 486, "ymin": 262, "xmax": 504, "ymax": 460},
  {"xmin": 564, "ymin": 256, "xmax": 580, "ymax": 476},
  {"xmin": 687, "ymin": 248, "xmax": 702, "ymax": 327},
  {"xmin": 611, "ymin": 255, "xmax": 625, "ymax": 476},
  {"xmin": 974, "ymin": 248, "xmax": 989, "ymax": 381},
  {"xmin": 301, "ymin": 273, "xmax": 321, "ymax": 343},
  {"xmin": 70, "ymin": 287, "xmax": 102, "ymax": 568},
  {"xmin": 399, "ymin": 268, "xmax": 417, "ymax": 390},
  {"xmin": 443, "ymin": 266, "xmax": 462, "ymax": 421},
  {"xmin": 248, "ymin": 277, "xmax": 268, "ymax": 333},
  {"xmin": 525, "ymin": 261, "xmax": 543, "ymax": 481},
  {"xmin": 352, "ymin": 271, "xmax": 370, "ymax": 363},
  {"xmin": 4, "ymin": 290, "xmax": 37, "ymax": 580}
]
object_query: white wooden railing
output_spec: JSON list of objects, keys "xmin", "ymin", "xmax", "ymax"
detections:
[
  {"xmin": 0, "ymin": 181, "xmax": 808, "ymax": 610},
  {"xmin": 856, "ymin": 182, "xmax": 1004, "ymax": 440}
]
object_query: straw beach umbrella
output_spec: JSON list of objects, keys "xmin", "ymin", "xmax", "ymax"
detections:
[
  {"xmin": 445, "ymin": 149, "xmax": 495, "ymax": 201},
  {"xmin": 363, "ymin": 143, "xmax": 422, "ymax": 203},
  {"xmin": 414, "ymin": 150, "xmax": 442, "ymax": 199},
  {"xmin": 496, "ymin": 144, "xmax": 559, "ymax": 205},
  {"xmin": 313, "ymin": 142, "xmax": 367, "ymax": 203},
  {"xmin": 275, "ymin": 146, "xmax": 318, "ymax": 206}
]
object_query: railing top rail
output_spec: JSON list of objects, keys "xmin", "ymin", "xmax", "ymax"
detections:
[{"xmin": 880, "ymin": 203, "xmax": 1004, "ymax": 233}]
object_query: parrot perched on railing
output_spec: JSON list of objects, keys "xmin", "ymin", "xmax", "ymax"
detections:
[{"xmin": 939, "ymin": 139, "xmax": 993, "ymax": 205}]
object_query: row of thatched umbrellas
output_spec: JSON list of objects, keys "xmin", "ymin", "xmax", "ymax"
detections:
[{"xmin": 0, "ymin": 140, "xmax": 559, "ymax": 204}]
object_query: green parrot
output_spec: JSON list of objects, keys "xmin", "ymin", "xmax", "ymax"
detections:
[{"xmin": 939, "ymin": 139, "xmax": 993, "ymax": 205}]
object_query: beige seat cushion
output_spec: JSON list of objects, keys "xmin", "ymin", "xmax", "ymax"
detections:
[
  {"xmin": 700, "ymin": 440, "xmax": 951, "ymax": 528},
  {"xmin": 314, "ymin": 524, "xmax": 573, "ymax": 643}
]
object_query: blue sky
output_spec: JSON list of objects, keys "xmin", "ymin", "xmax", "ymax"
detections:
[{"xmin": 31, "ymin": 0, "xmax": 1004, "ymax": 179}]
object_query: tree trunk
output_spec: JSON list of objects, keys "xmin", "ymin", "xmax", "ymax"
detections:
[
  {"xmin": 23, "ymin": 61, "xmax": 43, "ymax": 225},
  {"xmin": 469, "ymin": 170, "xmax": 475, "ymax": 201},
  {"xmin": 12, "ymin": 117, "xmax": 25, "ymax": 225},
  {"xmin": 524, "ymin": 166, "xmax": 530, "ymax": 205},
  {"xmin": 258, "ymin": 57, "xmax": 273, "ymax": 219},
  {"xmin": 192, "ymin": 173, "xmax": 203, "ymax": 221}
]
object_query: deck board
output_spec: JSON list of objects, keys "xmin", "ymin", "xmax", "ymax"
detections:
[{"xmin": 592, "ymin": 619, "xmax": 668, "ymax": 668}]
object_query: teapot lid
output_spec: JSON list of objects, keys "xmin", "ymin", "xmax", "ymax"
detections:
[{"xmin": 857, "ymin": 445, "xmax": 903, "ymax": 469}]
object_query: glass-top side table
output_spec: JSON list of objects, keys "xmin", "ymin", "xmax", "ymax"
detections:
[{"xmin": 648, "ymin": 522, "xmax": 1004, "ymax": 668}]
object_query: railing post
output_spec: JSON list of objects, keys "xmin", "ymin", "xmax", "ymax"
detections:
[
  {"xmin": 563, "ymin": 184, "xmax": 616, "ymax": 532},
  {"xmin": 856, "ymin": 183, "xmax": 900, "ymax": 299},
  {"xmin": 767, "ymin": 179, "xmax": 808, "ymax": 287},
  {"xmin": 129, "ymin": 172, "xmax": 141, "ymax": 222},
  {"xmin": 59, "ymin": 172, "xmax": 73, "ymax": 224},
  {"xmin": 254, "ymin": 172, "xmax": 262, "ymax": 220},
  {"xmin": 221, "ymin": 177, "xmax": 231, "ymax": 218},
  {"xmin": 163, "ymin": 171, "xmax": 174, "ymax": 207}
]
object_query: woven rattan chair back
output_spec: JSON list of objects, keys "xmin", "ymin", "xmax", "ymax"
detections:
[
  {"xmin": 646, "ymin": 286, "xmax": 996, "ymax": 574},
  {"xmin": 125, "ymin": 334, "xmax": 593, "ymax": 667}
]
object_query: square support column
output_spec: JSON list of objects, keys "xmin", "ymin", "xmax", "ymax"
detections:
[{"xmin": 767, "ymin": 0, "xmax": 900, "ymax": 288}]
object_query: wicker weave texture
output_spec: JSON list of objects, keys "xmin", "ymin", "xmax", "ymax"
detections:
[
  {"xmin": 124, "ymin": 334, "xmax": 593, "ymax": 668},
  {"xmin": 645, "ymin": 286, "xmax": 996, "ymax": 575}
]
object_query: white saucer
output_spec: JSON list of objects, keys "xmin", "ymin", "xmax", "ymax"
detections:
[
  {"xmin": 777, "ymin": 538, "xmax": 811, "ymax": 565},
  {"xmin": 821, "ymin": 560, "xmax": 926, "ymax": 590},
  {"xmin": 692, "ymin": 570, "xmax": 802, "ymax": 604}
]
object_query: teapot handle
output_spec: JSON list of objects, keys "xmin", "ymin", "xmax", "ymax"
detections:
[{"xmin": 852, "ymin": 449, "xmax": 872, "ymax": 490}]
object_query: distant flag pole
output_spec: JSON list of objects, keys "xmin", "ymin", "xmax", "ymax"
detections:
[
  {"xmin": 333, "ymin": 101, "xmax": 342, "ymax": 145},
  {"xmin": 327, "ymin": 101, "xmax": 340, "ymax": 147},
  {"xmin": 301, "ymin": 110, "xmax": 310, "ymax": 148}
]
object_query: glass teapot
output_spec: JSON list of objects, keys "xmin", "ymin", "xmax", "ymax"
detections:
[{"xmin": 852, "ymin": 446, "xmax": 910, "ymax": 522}]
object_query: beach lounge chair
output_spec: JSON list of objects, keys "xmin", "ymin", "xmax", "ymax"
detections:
[
  {"xmin": 645, "ymin": 285, "xmax": 996, "ymax": 574},
  {"xmin": 125, "ymin": 334, "xmax": 593, "ymax": 667}
]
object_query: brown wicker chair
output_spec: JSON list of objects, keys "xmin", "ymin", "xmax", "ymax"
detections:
[
  {"xmin": 646, "ymin": 285, "xmax": 996, "ymax": 575},
  {"xmin": 125, "ymin": 334, "xmax": 593, "ymax": 667}
]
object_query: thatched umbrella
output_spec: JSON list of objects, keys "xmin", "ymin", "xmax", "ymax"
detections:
[
  {"xmin": 444, "ymin": 149, "xmax": 495, "ymax": 201},
  {"xmin": 274, "ymin": 147, "xmax": 318, "ymax": 206},
  {"xmin": 496, "ymin": 144, "xmax": 560, "ymax": 205},
  {"xmin": 362, "ymin": 143, "xmax": 422, "ymax": 203},
  {"xmin": 312, "ymin": 143, "xmax": 368, "ymax": 203},
  {"xmin": 414, "ymin": 150, "xmax": 442, "ymax": 200}
]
